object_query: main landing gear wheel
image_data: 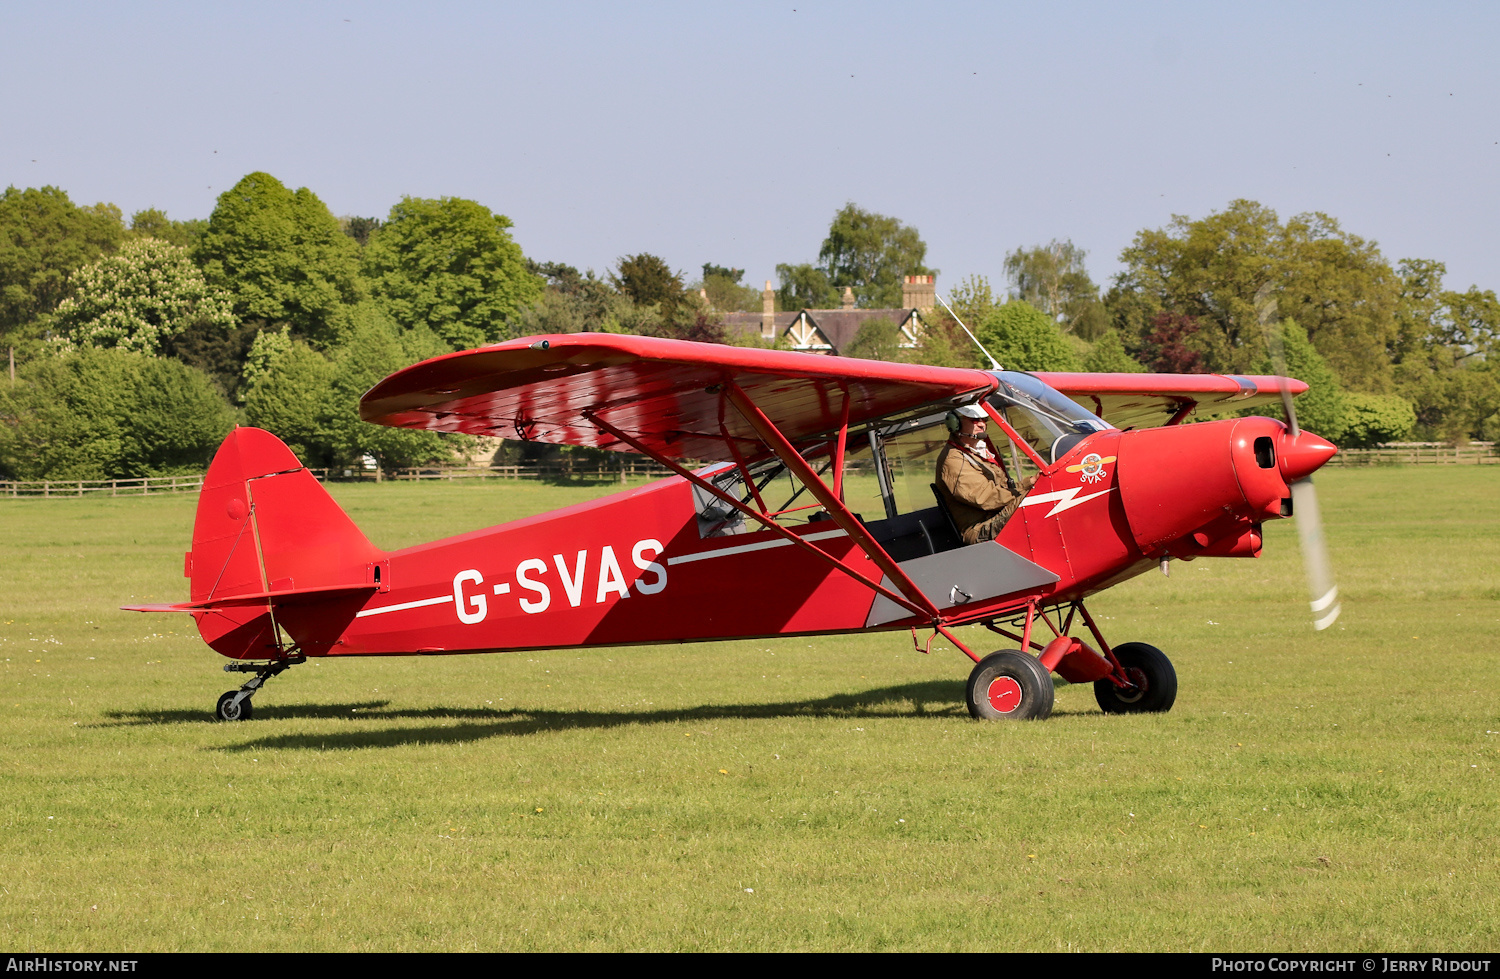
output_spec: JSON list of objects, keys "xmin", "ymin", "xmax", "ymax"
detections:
[
  {"xmin": 1094, "ymin": 642, "xmax": 1177, "ymax": 714},
  {"xmin": 216, "ymin": 690, "xmax": 253, "ymax": 722},
  {"xmin": 966, "ymin": 651, "xmax": 1055, "ymax": 721}
]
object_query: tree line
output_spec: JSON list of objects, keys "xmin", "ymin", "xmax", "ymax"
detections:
[{"xmin": 0, "ymin": 176, "xmax": 1494, "ymax": 481}]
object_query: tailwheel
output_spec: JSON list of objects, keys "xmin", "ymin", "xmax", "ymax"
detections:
[
  {"xmin": 966, "ymin": 651, "xmax": 1055, "ymax": 721},
  {"xmin": 216, "ymin": 690, "xmax": 253, "ymax": 722},
  {"xmin": 213, "ymin": 656, "xmax": 303, "ymax": 721},
  {"xmin": 1094, "ymin": 642, "xmax": 1177, "ymax": 714}
]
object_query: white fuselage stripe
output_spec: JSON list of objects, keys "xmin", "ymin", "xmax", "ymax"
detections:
[
  {"xmin": 666, "ymin": 528, "xmax": 848, "ymax": 566},
  {"xmin": 355, "ymin": 594, "xmax": 454, "ymax": 618}
]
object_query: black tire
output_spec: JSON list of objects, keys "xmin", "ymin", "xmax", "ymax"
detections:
[
  {"xmin": 216, "ymin": 690, "xmax": 252, "ymax": 722},
  {"xmin": 1094, "ymin": 642, "xmax": 1176, "ymax": 714},
  {"xmin": 966, "ymin": 651, "xmax": 1055, "ymax": 721}
]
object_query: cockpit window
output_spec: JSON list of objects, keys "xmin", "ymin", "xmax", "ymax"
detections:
[
  {"xmin": 689, "ymin": 454, "xmax": 843, "ymax": 539},
  {"xmin": 987, "ymin": 371, "xmax": 1111, "ymax": 465},
  {"xmin": 687, "ymin": 374, "xmax": 1109, "ymax": 539}
]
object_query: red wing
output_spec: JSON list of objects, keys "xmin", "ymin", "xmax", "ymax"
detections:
[
  {"xmin": 1029, "ymin": 371, "xmax": 1308, "ymax": 430},
  {"xmin": 360, "ymin": 334, "xmax": 997, "ymax": 462}
]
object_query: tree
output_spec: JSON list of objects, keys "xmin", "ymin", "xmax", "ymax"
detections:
[
  {"xmin": 1389, "ymin": 259, "xmax": 1500, "ymax": 441},
  {"xmin": 160, "ymin": 320, "xmax": 262, "ymax": 403},
  {"xmin": 0, "ymin": 348, "xmax": 232, "ymax": 479},
  {"xmin": 341, "ymin": 216, "xmax": 382, "ymax": 248},
  {"xmin": 1112, "ymin": 200, "xmax": 1400, "ymax": 390},
  {"xmin": 903, "ymin": 322, "xmax": 963, "ymax": 368},
  {"xmin": 0, "ymin": 186, "xmax": 126, "ymax": 344},
  {"xmin": 54, "ymin": 238, "xmax": 235, "ymax": 355},
  {"xmin": 195, "ymin": 172, "xmax": 365, "ymax": 347},
  {"xmin": 1083, "ymin": 329, "xmax": 1146, "ymax": 373},
  {"xmin": 510, "ymin": 261, "xmax": 623, "ymax": 335},
  {"xmin": 129, "ymin": 208, "xmax": 205, "ymax": 249},
  {"xmin": 243, "ymin": 335, "xmax": 336, "ymax": 463},
  {"xmin": 1114, "ymin": 199, "xmax": 1283, "ymax": 373},
  {"xmin": 315, "ymin": 305, "xmax": 454, "ymax": 471},
  {"xmin": 364, "ymin": 196, "xmax": 541, "ymax": 350},
  {"xmin": 649, "ymin": 311, "xmax": 728, "ymax": 345},
  {"xmin": 817, "ymin": 203, "xmax": 933, "ymax": 308},
  {"xmin": 775, "ymin": 262, "xmax": 838, "ymax": 311},
  {"xmin": 842, "ymin": 318, "xmax": 903, "ymax": 361},
  {"xmin": 1004, "ymin": 240, "xmax": 1108, "ymax": 338},
  {"xmin": 974, "ymin": 301, "xmax": 1080, "ymax": 371},
  {"xmin": 1396, "ymin": 350, "xmax": 1500, "ymax": 443},
  {"xmin": 1253, "ymin": 319, "xmax": 1347, "ymax": 442},
  {"xmin": 1338, "ymin": 392, "xmax": 1416, "ymax": 447},
  {"xmin": 1434, "ymin": 286, "xmax": 1500, "ymax": 366},
  {"xmin": 913, "ymin": 274, "xmax": 997, "ymax": 367},
  {"xmin": 1393, "ymin": 257, "xmax": 1448, "ymax": 362},
  {"xmin": 611, "ymin": 253, "xmax": 684, "ymax": 311},
  {"xmin": 1277, "ymin": 211, "xmax": 1399, "ymax": 390},
  {"xmin": 702, "ymin": 263, "xmax": 741, "ymax": 281},
  {"xmin": 240, "ymin": 325, "xmax": 295, "ymax": 394},
  {"xmin": 699, "ymin": 263, "xmax": 761, "ymax": 312},
  {"xmin": 945, "ymin": 274, "xmax": 1000, "ymax": 328},
  {"xmin": 1136, "ymin": 312, "xmax": 1207, "ymax": 373}
]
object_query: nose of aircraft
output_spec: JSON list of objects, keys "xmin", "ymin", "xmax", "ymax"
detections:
[{"xmin": 1279, "ymin": 430, "xmax": 1338, "ymax": 483}]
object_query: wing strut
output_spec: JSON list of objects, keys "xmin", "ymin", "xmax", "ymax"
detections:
[
  {"xmin": 585, "ymin": 410, "xmax": 937, "ymax": 622},
  {"xmin": 724, "ymin": 381, "xmax": 942, "ymax": 620}
]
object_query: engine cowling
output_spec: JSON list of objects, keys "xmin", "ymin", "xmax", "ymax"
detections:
[{"xmin": 1115, "ymin": 417, "xmax": 1335, "ymax": 555}]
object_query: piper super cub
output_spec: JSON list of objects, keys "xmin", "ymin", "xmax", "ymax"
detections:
[{"xmin": 126, "ymin": 331, "xmax": 1339, "ymax": 722}]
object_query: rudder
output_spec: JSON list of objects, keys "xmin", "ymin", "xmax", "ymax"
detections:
[{"xmin": 188, "ymin": 428, "xmax": 381, "ymax": 658}]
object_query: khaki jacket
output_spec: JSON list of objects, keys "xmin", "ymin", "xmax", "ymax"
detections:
[{"xmin": 936, "ymin": 440, "xmax": 1021, "ymax": 543}]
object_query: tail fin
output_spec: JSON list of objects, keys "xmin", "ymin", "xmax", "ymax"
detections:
[
  {"xmin": 190, "ymin": 428, "xmax": 378, "ymax": 602},
  {"xmin": 180, "ymin": 428, "xmax": 382, "ymax": 658}
]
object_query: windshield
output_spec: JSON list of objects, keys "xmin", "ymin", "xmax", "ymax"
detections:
[{"xmin": 986, "ymin": 371, "xmax": 1111, "ymax": 465}]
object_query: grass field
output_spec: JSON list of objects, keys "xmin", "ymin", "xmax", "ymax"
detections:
[{"xmin": 1, "ymin": 467, "xmax": 1497, "ymax": 951}]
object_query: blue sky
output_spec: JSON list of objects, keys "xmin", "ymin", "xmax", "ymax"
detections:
[{"xmin": 4, "ymin": 1, "xmax": 1497, "ymax": 294}]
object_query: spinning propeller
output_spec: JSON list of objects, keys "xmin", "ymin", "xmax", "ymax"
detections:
[{"xmin": 1255, "ymin": 284, "xmax": 1342, "ymax": 631}]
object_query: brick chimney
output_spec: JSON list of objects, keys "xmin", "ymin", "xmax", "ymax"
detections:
[
  {"xmin": 841, "ymin": 286, "xmax": 855, "ymax": 310},
  {"xmin": 903, "ymin": 274, "xmax": 936, "ymax": 311},
  {"xmin": 762, "ymin": 280, "xmax": 776, "ymax": 339}
]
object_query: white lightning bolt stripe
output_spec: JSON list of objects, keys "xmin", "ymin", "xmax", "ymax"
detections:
[{"xmin": 1019, "ymin": 486, "xmax": 1116, "ymax": 518}]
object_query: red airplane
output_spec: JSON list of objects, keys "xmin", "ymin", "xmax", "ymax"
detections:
[{"xmin": 126, "ymin": 332, "xmax": 1339, "ymax": 722}]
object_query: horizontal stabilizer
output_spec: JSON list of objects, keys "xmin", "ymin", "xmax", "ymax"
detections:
[
  {"xmin": 121, "ymin": 602, "xmax": 201, "ymax": 614},
  {"xmin": 122, "ymin": 583, "xmax": 377, "ymax": 614}
]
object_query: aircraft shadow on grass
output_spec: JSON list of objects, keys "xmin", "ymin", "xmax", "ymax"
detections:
[{"xmin": 99, "ymin": 678, "xmax": 1085, "ymax": 751}]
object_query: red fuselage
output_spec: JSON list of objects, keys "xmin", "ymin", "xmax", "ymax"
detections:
[{"xmin": 205, "ymin": 415, "xmax": 1333, "ymax": 660}]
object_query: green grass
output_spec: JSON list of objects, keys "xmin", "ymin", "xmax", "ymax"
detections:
[{"xmin": 1, "ymin": 468, "xmax": 1497, "ymax": 951}]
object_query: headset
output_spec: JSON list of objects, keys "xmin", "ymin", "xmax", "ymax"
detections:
[{"xmin": 946, "ymin": 404, "xmax": 986, "ymax": 435}]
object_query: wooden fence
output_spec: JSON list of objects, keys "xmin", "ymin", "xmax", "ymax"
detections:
[
  {"xmin": 3, "ymin": 442, "xmax": 1494, "ymax": 497},
  {"xmin": 381, "ymin": 457, "xmax": 680, "ymax": 482},
  {"xmin": 0, "ymin": 462, "xmax": 681, "ymax": 497},
  {"xmin": 1325, "ymin": 443, "xmax": 1497, "ymax": 466},
  {"xmin": 0, "ymin": 474, "xmax": 207, "ymax": 497}
]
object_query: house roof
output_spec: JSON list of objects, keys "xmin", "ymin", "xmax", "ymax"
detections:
[
  {"xmin": 721, "ymin": 308, "xmax": 920, "ymax": 354},
  {"xmin": 801, "ymin": 309, "xmax": 919, "ymax": 353},
  {"xmin": 722, "ymin": 311, "xmax": 800, "ymax": 337}
]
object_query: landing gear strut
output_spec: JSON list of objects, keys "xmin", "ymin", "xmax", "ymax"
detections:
[
  {"xmin": 215, "ymin": 657, "xmax": 303, "ymax": 721},
  {"xmin": 965, "ymin": 600, "xmax": 1178, "ymax": 719}
]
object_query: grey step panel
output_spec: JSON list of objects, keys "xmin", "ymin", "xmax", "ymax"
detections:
[{"xmin": 865, "ymin": 542, "xmax": 1060, "ymax": 627}]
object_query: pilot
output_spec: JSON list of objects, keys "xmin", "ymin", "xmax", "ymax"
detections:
[{"xmin": 936, "ymin": 403, "xmax": 1035, "ymax": 545}]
